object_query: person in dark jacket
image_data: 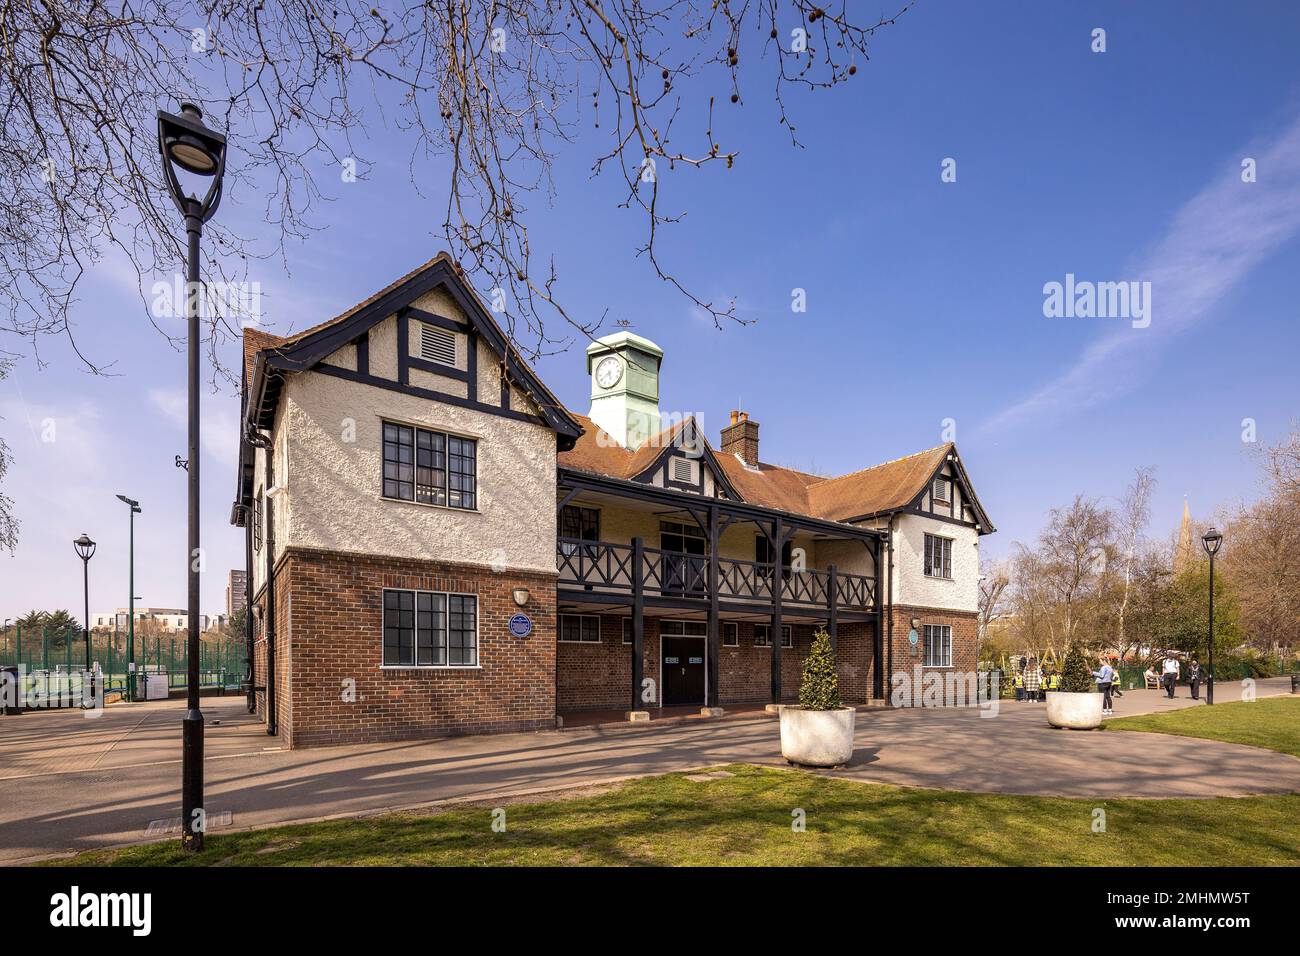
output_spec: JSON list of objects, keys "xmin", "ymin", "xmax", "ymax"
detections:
[{"xmin": 1188, "ymin": 657, "xmax": 1202, "ymax": 701}]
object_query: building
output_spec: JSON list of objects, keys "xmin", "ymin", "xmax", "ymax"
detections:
[
  {"xmin": 231, "ymin": 255, "xmax": 995, "ymax": 748},
  {"xmin": 227, "ymin": 569, "xmax": 248, "ymax": 619},
  {"xmin": 90, "ymin": 608, "xmax": 213, "ymax": 634}
]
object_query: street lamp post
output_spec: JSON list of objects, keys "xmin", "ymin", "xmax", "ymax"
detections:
[
  {"xmin": 159, "ymin": 101, "xmax": 227, "ymax": 852},
  {"xmin": 116, "ymin": 495, "xmax": 142, "ymax": 701},
  {"xmin": 73, "ymin": 534, "xmax": 96, "ymax": 707},
  {"xmin": 1201, "ymin": 528, "xmax": 1223, "ymax": 706}
]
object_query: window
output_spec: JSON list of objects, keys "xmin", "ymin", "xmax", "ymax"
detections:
[
  {"xmin": 622, "ymin": 617, "xmax": 633, "ymax": 644},
  {"xmin": 722, "ymin": 622, "xmax": 739, "ymax": 647},
  {"xmin": 419, "ymin": 323, "xmax": 457, "ymax": 366},
  {"xmin": 754, "ymin": 624, "xmax": 792, "ymax": 648},
  {"xmin": 253, "ymin": 492, "xmax": 264, "ymax": 552},
  {"xmin": 755, "ymin": 535, "xmax": 794, "ymax": 581},
  {"xmin": 660, "ymin": 620, "xmax": 707, "ymax": 637},
  {"xmin": 923, "ymin": 624, "xmax": 952, "ymax": 667},
  {"xmin": 560, "ymin": 505, "xmax": 600, "ymax": 541},
  {"xmin": 932, "ymin": 477, "xmax": 951, "ymax": 504},
  {"xmin": 382, "ymin": 588, "xmax": 477, "ymax": 667},
  {"xmin": 670, "ymin": 457, "xmax": 699, "ymax": 484},
  {"xmin": 383, "ymin": 421, "xmax": 476, "ymax": 510},
  {"xmin": 559, "ymin": 614, "xmax": 601, "ymax": 643},
  {"xmin": 923, "ymin": 533, "xmax": 953, "ymax": 579}
]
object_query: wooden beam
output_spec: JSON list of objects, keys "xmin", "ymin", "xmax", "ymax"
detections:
[
  {"xmin": 632, "ymin": 537, "xmax": 646, "ymax": 712},
  {"xmin": 828, "ymin": 564, "xmax": 838, "ymax": 655},
  {"xmin": 396, "ymin": 310, "xmax": 410, "ymax": 385},
  {"xmin": 771, "ymin": 516, "xmax": 784, "ymax": 703},
  {"xmin": 355, "ymin": 331, "xmax": 369, "ymax": 376},
  {"xmin": 707, "ymin": 504, "xmax": 720, "ymax": 708}
]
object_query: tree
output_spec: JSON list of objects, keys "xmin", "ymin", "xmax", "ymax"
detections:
[
  {"xmin": 0, "ymin": 359, "xmax": 16, "ymax": 552},
  {"xmin": 2, "ymin": 1, "xmax": 913, "ymax": 377},
  {"xmin": 1112, "ymin": 466, "xmax": 1156, "ymax": 652},
  {"xmin": 1058, "ymin": 644, "xmax": 1094, "ymax": 694},
  {"xmin": 977, "ymin": 555, "xmax": 1010, "ymax": 651},
  {"xmin": 1035, "ymin": 495, "xmax": 1115, "ymax": 649}
]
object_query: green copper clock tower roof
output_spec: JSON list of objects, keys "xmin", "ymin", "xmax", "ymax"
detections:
[{"xmin": 586, "ymin": 331, "xmax": 663, "ymax": 450}]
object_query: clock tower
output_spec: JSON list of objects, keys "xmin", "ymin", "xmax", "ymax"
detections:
[{"xmin": 586, "ymin": 331, "xmax": 663, "ymax": 450}]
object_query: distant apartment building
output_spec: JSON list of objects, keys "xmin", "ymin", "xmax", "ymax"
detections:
[
  {"xmin": 90, "ymin": 608, "xmax": 214, "ymax": 634},
  {"xmin": 227, "ymin": 569, "xmax": 248, "ymax": 618}
]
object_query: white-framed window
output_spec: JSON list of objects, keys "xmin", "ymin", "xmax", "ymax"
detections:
[
  {"xmin": 754, "ymin": 624, "xmax": 792, "ymax": 648},
  {"xmin": 923, "ymin": 624, "xmax": 952, "ymax": 668},
  {"xmin": 559, "ymin": 614, "xmax": 601, "ymax": 643},
  {"xmin": 722, "ymin": 622, "xmax": 739, "ymax": 647},
  {"xmin": 419, "ymin": 323, "xmax": 457, "ymax": 366},
  {"xmin": 382, "ymin": 588, "xmax": 478, "ymax": 667},
  {"xmin": 923, "ymin": 533, "xmax": 953, "ymax": 579}
]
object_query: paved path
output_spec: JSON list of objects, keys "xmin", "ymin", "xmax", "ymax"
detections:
[{"xmin": 0, "ymin": 680, "xmax": 1295, "ymax": 864}]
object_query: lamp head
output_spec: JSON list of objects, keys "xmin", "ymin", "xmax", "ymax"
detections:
[
  {"xmin": 116, "ymin": 494, "xmax": 141, "ymax": 512},
  {"xmin": 157, "ymin": 101, "xmax": 227, "ymax": 221},
  {"xmin": 73, "ymin": 533, "xmax": 97, "ymax": 561},
  {"xmin": 1201, "ymin": 527, "xmax": 1223, "ymax": 557}
]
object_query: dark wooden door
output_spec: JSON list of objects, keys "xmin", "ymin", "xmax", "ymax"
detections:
[
  {"xmin": 662, "ymin": 636, "xmax": 706, "ymax": 706},
  {"xmin": 662, "ymin": 527, "xmax": 707, "ymax": 597}
]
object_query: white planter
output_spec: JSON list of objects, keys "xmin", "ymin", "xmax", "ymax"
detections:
[
  {"xmin": 779, "ymin": 706, "xmax": 856, "ymax": 767},
  {"xmin": 1045, "ymin": 690, "xmax": 1103, "ymax": 730}
]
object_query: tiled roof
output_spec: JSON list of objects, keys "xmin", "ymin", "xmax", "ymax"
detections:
[{"xmin": 559, "ymin": 414, "xmax": 955, "ymax": 525}]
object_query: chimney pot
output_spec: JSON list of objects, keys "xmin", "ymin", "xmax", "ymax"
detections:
[{"xmin": 720, "ymin": 410, "xmax": 760, "ymax": 466}]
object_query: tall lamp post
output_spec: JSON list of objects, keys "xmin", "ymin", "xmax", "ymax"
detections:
[
  {"xmin": 159, "ymin": 101, "xmax": 227, "ymax": 852},
  {"xmin": 116, "ymin": 495, "xmax": 142, "ymax": 701},
  {"xmin": 73, "ymin": 534, "xmax": 96, "ymax": 707},
  {"xmin": 1201, "ymin": 528, "xmax": 1223, "ymax": 706}
]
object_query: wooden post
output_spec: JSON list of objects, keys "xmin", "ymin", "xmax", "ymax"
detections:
[
  {"xmin": 631, "ymin": 536, "xmax": 645, "ymax": 713},
  {"xmin": 827, "ymin": 564, "xmax": 838, "ymax": 654},
  {"xmin": 707, "ymin": 504, "xmax": 720, "ymax": 709},
  {"xmin": 771, "ymin": 517, "xmax": 784, "ymax": 704}
]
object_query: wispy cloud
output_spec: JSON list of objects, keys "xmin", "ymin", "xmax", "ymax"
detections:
[
  {"xmin": 978, "ymin": 111, "xmax": 1300, "ymax": 437},
  {"xmin": 148, "ymin": 387, "xmax": 239, "ymax": 464}
]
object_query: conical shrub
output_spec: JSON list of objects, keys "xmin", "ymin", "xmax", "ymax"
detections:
[
  {"xmin": 799, "ymin": 628, "xmax": 842, "ymax": 710},
  {"xmin": 1059, "ymin": 643, "xmax": 1095, "ymax": 694}
]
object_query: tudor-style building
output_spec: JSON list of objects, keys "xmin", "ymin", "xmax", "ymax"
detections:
[{"xmin": 232, "ymin": 255, "xmax": 995, "ymax": 747}]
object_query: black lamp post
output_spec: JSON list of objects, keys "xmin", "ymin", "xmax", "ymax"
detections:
[
  {"xmin": 73, "ymin": 534, "xmax": 96, "ymax": 707},
  {"xmin": 159, "ymin": 101, "xmax": 226, "ymax": 852},
  {"xmin": 116, "ymin": 495, "xmax": 142, "ymax": 702},
  {"xmin": 1201, "ymin": 527, "xmax": 1223, "ymax": 706}
]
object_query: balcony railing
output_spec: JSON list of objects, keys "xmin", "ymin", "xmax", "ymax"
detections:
[{"xmin": 557, "ymin": 538, "xmax": 876, "ymax": 611}]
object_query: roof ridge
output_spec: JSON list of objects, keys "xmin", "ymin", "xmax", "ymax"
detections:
[{"xmin": 808, "ymin": 443, "xmax": 952, "ymax": 487}]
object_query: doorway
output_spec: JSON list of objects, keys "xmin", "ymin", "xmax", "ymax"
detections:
[{"xmin": 660, "ymin": 620, "xmax": 707, "ymax": 706}]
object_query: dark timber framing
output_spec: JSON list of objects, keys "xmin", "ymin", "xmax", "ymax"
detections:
[{"xmin": 558, "ymin": 468, "xmax": 886, "ymax": 707}]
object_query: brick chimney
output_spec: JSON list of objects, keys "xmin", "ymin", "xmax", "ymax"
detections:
[{"xmin": 720, "ymin": 410, "xmax": 760, "ymax": 466}]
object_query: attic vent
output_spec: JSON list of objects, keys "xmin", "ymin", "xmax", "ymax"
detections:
[
  {"xmin": 419, "ymin": 323, "xmax": 457, "ymax": 367},
  {"xmin": 671, "ymin": 457, "xmax": 699, "ymax": 484},
  {"xmin": 932, "ymin": 477, "xmax": 950, "ymax": 503}
]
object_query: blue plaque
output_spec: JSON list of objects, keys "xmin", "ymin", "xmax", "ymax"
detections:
[{"xmin": 508, "ymin": 614, "xmax": 533, "ymax": 638}]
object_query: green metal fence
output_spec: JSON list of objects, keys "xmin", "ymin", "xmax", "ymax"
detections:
[{"xmin": 0, "ymin": 624, "xmax": 247, "ymax": 697}]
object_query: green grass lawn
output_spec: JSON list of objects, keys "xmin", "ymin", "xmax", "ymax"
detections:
[
  {"xmin": 1105, "ymin": 696, "xmax": 1300, "ymax": 758},
  {"xmin": 49, "ymin": 765, "xmax": 1300, "ymax": 867}
]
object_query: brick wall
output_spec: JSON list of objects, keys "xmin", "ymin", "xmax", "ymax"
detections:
[
  {"xmin": 883, "ymin": 604, "xmax": 979, "ymax": 706},
  {"xmin": 556, "ymin": 617, "xmax": 879, "ymax": 710},
  {"xmin": 251, "ymin": 559, "xmax": 293, "ymax": 744},
  {"xmin": 258, "ymin": 547, "xmax": 557, "ymax": 747}
]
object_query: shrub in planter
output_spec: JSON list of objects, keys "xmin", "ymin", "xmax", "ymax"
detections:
[
  {"xmin": 780, "ymin": 629, "xmax": 856, "ymax": 766},
  {"xmin": 1046, "ymin": 643, "xmax": 1103, "ymax": 730}
]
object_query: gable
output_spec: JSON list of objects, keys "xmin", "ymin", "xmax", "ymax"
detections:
[{"xmin": 243, "ymin": 255, "xmax": 581, "ymax": 445}]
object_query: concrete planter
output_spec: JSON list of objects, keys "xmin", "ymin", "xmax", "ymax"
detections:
[
  {"xmin": 779, "ymin": 706, "xmax": 856, "ymax": 767},
  {"xmin": 1045, "ymin": 690, "xmax": 1103, "ymax": 730}
]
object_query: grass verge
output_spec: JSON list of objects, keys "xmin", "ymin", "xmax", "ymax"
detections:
[
  {"xmin": 1104, "ymin": 696, "xmax": 1300, "ymax": 758},
  {"xmin": 46, "ymin": 764, "xmax": 1300, "ymax": 867}
]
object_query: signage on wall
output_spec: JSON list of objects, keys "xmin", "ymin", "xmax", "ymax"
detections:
[
  {"xmin": 908, "ymin": 627, "xmax": 919, "ymax": 657},
  {"xmin": 508, "ymin": 614, "xmax": 533, "ymax": 638}
]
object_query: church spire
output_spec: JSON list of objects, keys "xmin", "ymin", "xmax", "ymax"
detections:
[{"xmin": 1174, "ymin": 497, "xmax": 1194, "ymax": 573}]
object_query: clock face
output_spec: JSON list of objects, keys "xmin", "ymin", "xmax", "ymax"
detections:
[{"xmin": 595, "ymin": 355, "xmax": 623, "ymax": 389}]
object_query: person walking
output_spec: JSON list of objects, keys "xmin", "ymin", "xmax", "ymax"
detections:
[
  {"xmin": 1110, "ymin": 659, "xmax": 1124, "ymax": 698},
  {"xmin": 1188, "ymin": 657, "xmax": 1202, "ymax": 701},
  {"xmin": 1024, "ymin": 660, "xmax": 1042, "ymax": 703},
  {"xmin": 1091, "ymin": 658, "xmax": 1116, "ymax": 715},
  {"xmin": 1161, "ymin": 655, "xmax": 1180, "ymax": 699}
]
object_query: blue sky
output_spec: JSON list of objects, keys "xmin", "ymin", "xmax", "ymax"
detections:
[{"xmin": 3, "ymin": 0, "xmax": 1299, "ymax": 620}]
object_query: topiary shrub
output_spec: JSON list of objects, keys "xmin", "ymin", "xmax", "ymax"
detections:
[
  {"xmin": 1059, "ymin": 644, "xmax": 1095, "ymax": 694},
  {"xmin": 799, "ymin": 628, "xmax": 842, "ymax": 710}
]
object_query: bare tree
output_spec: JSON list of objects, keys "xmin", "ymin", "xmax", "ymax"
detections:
[
  {"xmin": 1035, "ymin": 494, "xmax": 1114, "ymax": 648},
  {"xmin": 1112, "ymin": 465, "xmax": 1156, "ymax": 652},
  {"xmin": 0, "ymin": 359, "xmax": 18, "ymax": 552},
  {"xmin": 976, "ymin": 554, "xmax": 1009, "ymax": 647},
  {"xmin": 2, "ymin": 0, "xmax": 912, "ymax": 379}
]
